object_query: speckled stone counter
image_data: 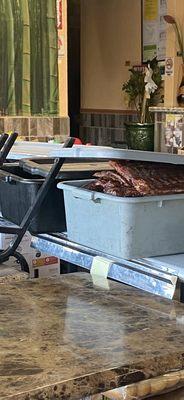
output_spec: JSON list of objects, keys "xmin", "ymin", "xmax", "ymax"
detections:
[
  {"xmin": 152, "ymin": 388, "xmax": 184, "ymax": 399},
  {"xmin": 1, "ymin": 272, "xmax": 184, "ymax": 400},
  {"xmin": 0, "ymin": 264, "xmax": 28, "ymax": 283}
]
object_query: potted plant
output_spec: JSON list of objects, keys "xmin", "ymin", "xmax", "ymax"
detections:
[{"xmin": 122, "ymin": 58, "xmax": 162, "ymax": 151}]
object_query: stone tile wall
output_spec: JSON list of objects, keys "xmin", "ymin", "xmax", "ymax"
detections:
[
  {"xmin": 0, "ymin": 116, "xmax": 70, "ymax": 142},
  {"xmin": 80, "ymin": 112, "xmax": 137, "ymax": 147}
]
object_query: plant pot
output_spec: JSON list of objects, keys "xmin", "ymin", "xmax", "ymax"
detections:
[{"xmin": 124, "ymin": 122, "xmax": 154, "ymax": 151}]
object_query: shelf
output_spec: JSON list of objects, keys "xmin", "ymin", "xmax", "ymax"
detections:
[{"xmin": 150, "ymin": 107, "xmax": 184, "ymax": 114}]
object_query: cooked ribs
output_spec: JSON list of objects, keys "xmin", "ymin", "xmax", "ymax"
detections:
[{"xmin": 85, "ymin": 160, "xmax": 184, "ymax": 197}]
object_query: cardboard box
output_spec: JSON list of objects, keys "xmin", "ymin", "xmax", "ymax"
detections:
[
  {"xmin": 0, "ymin": 232, "xmax": 32, "ymax": 253},
  {"xmin": 0, "ymin": 231, "xmax": 60, "ymax": 278},
  {"xmin": 26, "ymin": 251, "xmax": 60, "ymax": 278}
]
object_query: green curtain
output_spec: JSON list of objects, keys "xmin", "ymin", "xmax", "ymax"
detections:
[
  {"xmin": 0, "ymin": 1, "xmax": 8, "ymax": 113},
  {"xmin": 11, "ymin": 0, "xmax": 23, "ymax": 115},
  {"xmin": 0, "ymin": 0, "xmax": 59, "ymax": 116}
]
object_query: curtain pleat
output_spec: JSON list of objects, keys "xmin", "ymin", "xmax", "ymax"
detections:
[{"xmin": 0, "ymin": 0, "xmax": 59, "ymax": 115}]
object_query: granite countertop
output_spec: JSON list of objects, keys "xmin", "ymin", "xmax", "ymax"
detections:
[
  {"xmin": 105, "ymin": 386, "xmax": 184, "ymax": 400},
  {"xmin": 0, "ymin": 264, "xmax": 28, "ymax": 284},
  {"xmin": 152, "ymin": 388, "xmax": 184, "ymax": 399},
  {"xmin": 1, "ymin": 272, "xmax": 184, "ymax": 400}
]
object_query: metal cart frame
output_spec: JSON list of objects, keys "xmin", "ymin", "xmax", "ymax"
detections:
[{"xmin": 1, "ymin": 141, "xmax": 184, "ymax": 301}]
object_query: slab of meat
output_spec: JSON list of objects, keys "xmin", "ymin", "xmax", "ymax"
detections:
[
  {"xmin": 109, "ymin": 161, "xmax": 154, "ymax": 195},
  {"xmin": 94, "ymin": 171, "xmax": 131, "ymax": 186},
  {"xmin": 84, "ymin": 160, "xmax": 184, "ymax": 197}
]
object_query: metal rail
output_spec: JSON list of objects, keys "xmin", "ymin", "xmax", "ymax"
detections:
[
  {"xmin": 50, "ymin": 146, "xmax": 184, "ymax": 165},
  {"xmin": 31, "ymin": 233, "xmax": 182, "ymax": 301}
]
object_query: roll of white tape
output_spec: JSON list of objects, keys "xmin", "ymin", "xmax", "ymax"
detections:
[{"xmin": 90, "ymin": 256, "xmax": 112, "ymax": 289}]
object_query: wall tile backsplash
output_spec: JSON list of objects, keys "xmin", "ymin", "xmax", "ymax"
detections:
[
  {"xmin": 0, "ymin": 116, "xmax": 70, "ymax": 141},
  {"xmin": 80, "ymin": 112, "xmax": 137, "ymax": 147}
]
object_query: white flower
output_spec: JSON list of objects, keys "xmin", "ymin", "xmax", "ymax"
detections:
[{"xmin": 144, "ymin": 65, "xmax": 158, "ymax": 98}]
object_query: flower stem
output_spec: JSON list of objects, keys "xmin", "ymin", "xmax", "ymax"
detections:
[{"xmin": 174, "ymin": 22, "xmax": 184, "ymax": 63}]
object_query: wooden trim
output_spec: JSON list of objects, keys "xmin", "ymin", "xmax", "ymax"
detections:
[{"xmin": 80, "ymin": 108, "xmax": 137, "ymax": 115}]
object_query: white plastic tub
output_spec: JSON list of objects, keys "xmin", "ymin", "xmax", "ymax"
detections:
[{"xmin": 58, "ymin": 180, "xmax": 184, "ymax": 259}]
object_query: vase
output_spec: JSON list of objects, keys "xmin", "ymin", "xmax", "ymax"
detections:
[
  {"xmin": 177, "ymin": 64, "xmax": 184, "ymax": 107},
  {"xmin": 124, "ymin": 122, "xmax": 154, "ymax": 151}
]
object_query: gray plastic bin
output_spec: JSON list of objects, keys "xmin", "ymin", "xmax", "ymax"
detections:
[{"xmin": 58, "ymin": 180, "xmax": 184, "ymax": 259}]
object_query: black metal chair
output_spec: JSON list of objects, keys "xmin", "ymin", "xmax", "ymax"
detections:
[
  {"xmin": 0, "ymin": 136, "xmax": 74, "ymax": 272},
  {"xmin": 0, "ymin": 132, "xmax": 18, "ymax": 165}
]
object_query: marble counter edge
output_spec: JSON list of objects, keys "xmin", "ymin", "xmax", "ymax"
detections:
[{"xmin": 4, "ymin": 352, "xmax": 184, "ymax": 400}]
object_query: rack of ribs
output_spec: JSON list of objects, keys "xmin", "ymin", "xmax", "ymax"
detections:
[{"xmin": 84, "ymin": 161, "xmax": 184, "ymax": 197}]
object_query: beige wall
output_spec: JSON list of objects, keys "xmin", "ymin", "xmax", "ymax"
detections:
[
  {"xmin": 81, "ymin": 0, "xmax": 141, "ymax": 110},
  {"xmin": 58, "ymin": 0, "xmax": 68, "ymax": 116}
]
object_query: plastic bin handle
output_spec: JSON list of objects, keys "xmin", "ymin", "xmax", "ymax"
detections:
[
  {"xmin": 72, "ymin": 188, "xmax": 101, "ymax": 203},
  {"xmin": 1, "ymin": 176, "xmax": 17, "ymax": 185}
]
